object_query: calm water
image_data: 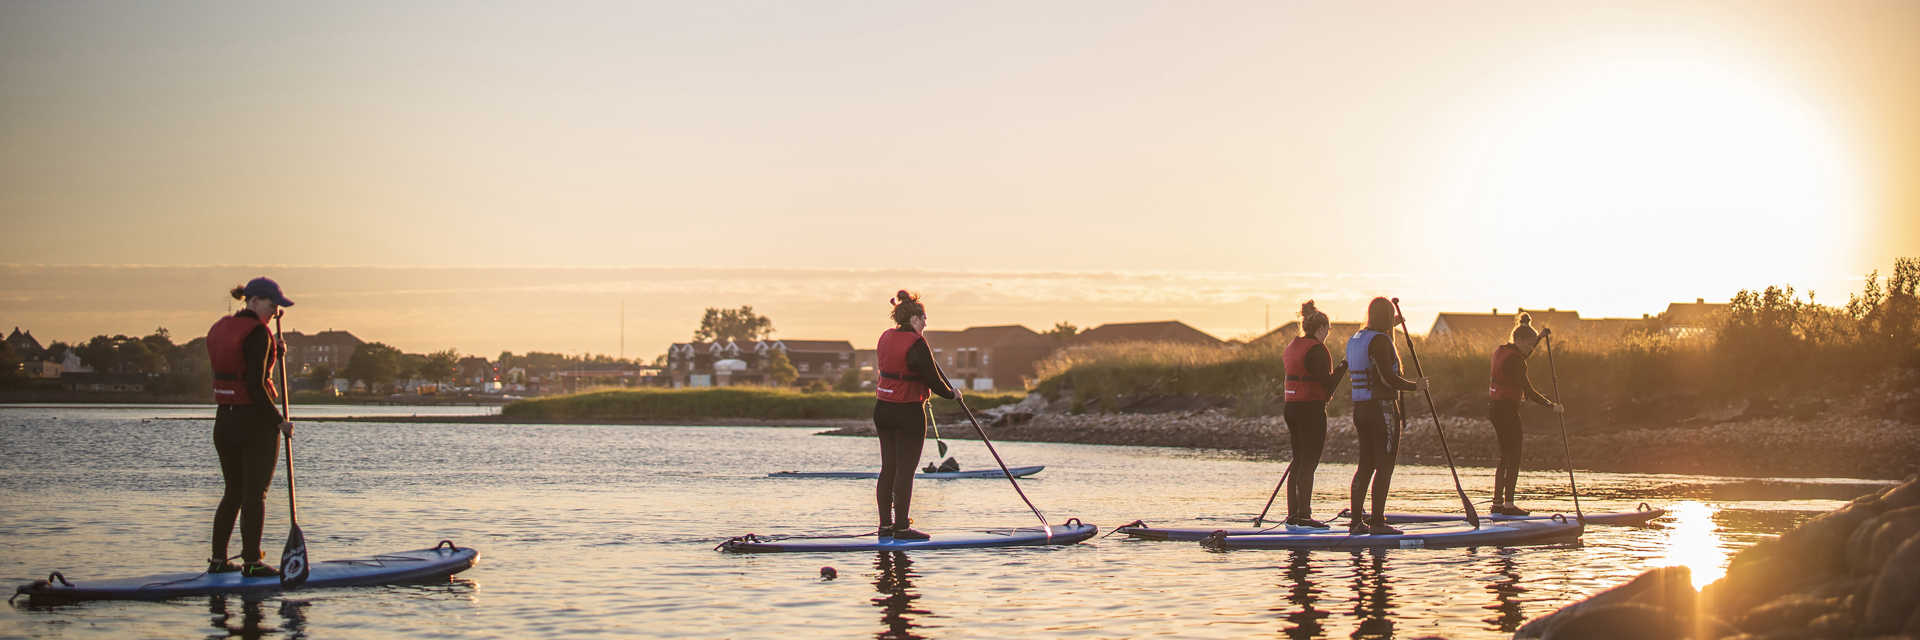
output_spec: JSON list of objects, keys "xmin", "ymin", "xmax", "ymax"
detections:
[{"xmin": 0, "ymin": 407, "xmax": 1878, "ymax": 639}]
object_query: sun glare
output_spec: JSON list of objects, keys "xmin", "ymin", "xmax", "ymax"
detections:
[{"xmin": 1653, "ymin": 500, "xmax": 1728, "ymax": 591}]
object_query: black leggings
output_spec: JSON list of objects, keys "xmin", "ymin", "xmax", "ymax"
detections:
[
  {"xmin": 1489, "ymin": 401, "xmax": 1524, "ymax": 504},
  {"xmin": 212, "ymin": 404, "xmax": 279, "ymax": 561},
  {"xmin": 1350, "ymin": 400, "xmax": 1401, "ymax": 523},
  {"xmin": 873, "ymin": 400, "xmax": 928, "ymax": 528},
  {"xmin": 1282, "ymin": 401, "xmax": 1328, "ymax": 520}
]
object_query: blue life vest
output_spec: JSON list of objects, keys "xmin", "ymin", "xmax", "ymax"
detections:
[{"xmin": 1347, "ymin": 329, "xmax": 1401, "ymax": 402}]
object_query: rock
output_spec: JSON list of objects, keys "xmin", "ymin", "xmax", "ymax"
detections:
[
  {"xmin": 1736, "ymin": 593, "xmax": 1841, "ymax": 632},
  {"xmin": 1516, "ymin": 566, "xmax": 1697, "ymax": 639},
  {"xmin": 1711, "ymin": 496, "xmax": 1886, "ymax": 615},
  {"xmin": 1880, "ymin": 477, "xmax": 1920, "ymax": 511},
  {"xmin": 1862, "ymin": 507, "xmax": 1920, "ymax": 577},
  {"xmin": 1861, "ymin": 533, "xmax": 1920, "ymax": 634},
  {"xmin": 1533, "ymin": 602, "xmax": 1719, "ymax": 640}
]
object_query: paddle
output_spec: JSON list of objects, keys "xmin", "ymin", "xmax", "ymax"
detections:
[
  {"xmin": 928, "ymin": 411, "xmax": 950, "ymax": 460},
  {"xmin": 1542, "ymin": 332, "xmax": 1584, "ymax": 522},
  {"xmin": 1389, "ymin": 298, "xmax": 1481, "ymax": 529},
  {"xmin": 921, "ymin": 335, "xmax": 1051, "ymax": 530},
  {"xmin": 274, "ymin": 313, "xmax": 309, "ymax": 587},
  {"xmin": 1251, "ymin": 463, "xmax": 1292, "ymax": 526}
]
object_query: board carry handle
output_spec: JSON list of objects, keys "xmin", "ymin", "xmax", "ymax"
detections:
[{"xmin": 434, "ymin": 540, "xmax": 460, "ymax": 552}]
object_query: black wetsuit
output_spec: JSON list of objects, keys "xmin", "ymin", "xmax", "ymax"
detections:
[
  {"xmin": 211, "ymin": 310, "xmax": 283, "ymax": 562},
  {"xmin": 872, "ymin": 332, "xmax": 955, "ymax": 529},
  {"xmin": 1489, "ymin": 346, "xmax": 1552, "ymax": 506},
  {"xmin": 1282, "ymin": 341, "xmax": 1346, "ymax": 521},
  {"xmin": 1350, "ymin": 330, "xmax": 1419, "ymax": 526}
]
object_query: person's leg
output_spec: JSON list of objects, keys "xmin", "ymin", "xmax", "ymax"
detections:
[
  {"xmin": 210, "ymin": 407, "xmax": 246, "ymax": 565},
  {"xmin": 1349, "ymin": 402, "xmax": 1382, "ymax": 531},
  {"xmin": 876, "ymin": 423, "xmax": 899, "ymax": 531},
  {"xmin": 237, "ymin": 423, "xmax": 279, "ymax": 564},
  {"xmin": 1285, "ymin": 402, "xmax": 1327, "ymax": 523},
  {"xmin": 888, "ymin": 419, "xmax": 927, "ymax": 531},
  {"xmin": 1490, "ymin": 402, "xmax": 1523, "ymax": 511},
  {"xmin": 1367, "ymin": 405, "xmax": 1402, "ymax": 533}
]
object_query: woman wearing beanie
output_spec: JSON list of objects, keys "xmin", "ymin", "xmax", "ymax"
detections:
[{"xmin": 1486, "ymin": 313, "xmax": 1564, "ymax": 516}]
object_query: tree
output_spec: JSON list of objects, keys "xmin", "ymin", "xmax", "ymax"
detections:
[
  {"xmin": 418, "ymin": 349, "xmax": 460, "ymax": 383},
  {"xmin": 833, "ymin": 367, "xmax": 865, "ymax": 392},
  {"xmin": 693, "ymin": 305, "xmax": 775, "ymax": 343},
  {"xmin": 343, "ymin": 342, "xmax": 404, "ymax": 391},
  {"xmin": 1044, "ymin": 322, "xmax": 1080, "ymax": 341},
  {"xmin": 0, "ymin": 340, "xmax": 21, "ymax": 386},
  {"xmin": 766, "ymin": 349, "xmax": 798, "ymax": 387},
  {"xmin": 305, "ymin": 365, "xmax": 335, "ymax": 389}
]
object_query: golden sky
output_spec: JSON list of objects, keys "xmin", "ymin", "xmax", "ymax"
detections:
[{"xmin": 2, "ymin": 1, "xmax": 1914, "ymax": 356}]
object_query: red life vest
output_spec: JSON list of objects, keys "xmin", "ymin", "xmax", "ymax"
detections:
[
  {"xmin": 1488, "ymin": 344, "xmax": 1524, "ymax": 402},
  {"xmin": 207, "ymin": 313, "xmax": 279, "ymax": 405},
  {"xmin": 874, "ymin": 328, "xmax": 931, "ymax": 404},
  {"xmin": 1282, "ymin": 336, "xmax": 1330, "ymax": 403}
]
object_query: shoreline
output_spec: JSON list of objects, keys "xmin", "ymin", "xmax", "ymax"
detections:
[{"xmin": 274, "ymin": 409, "xmax": 1917, "ymax": 480}]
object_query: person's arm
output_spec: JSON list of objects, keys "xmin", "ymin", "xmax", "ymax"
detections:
[
  {"xmin": 905, "ymin": 339, "xmax": 956, "ymax": 399},
  {"xmin": 1368, "ymin": 334, "xmax": 1419, "ymax": 391},
  {"xmin": 1513, "ymin": 357, "xmax": 1553, "ymax": 407},
  {"xmin": 242, "ymin": 325, "xmax": 284, "ymax": 423},
  {"xmin": 1307, "ymin": 344, "xmax": 1347, "ymax": 392}
]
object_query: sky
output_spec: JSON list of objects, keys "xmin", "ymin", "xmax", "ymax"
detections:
[{"xmin": 3, "ymin": 0, "xmax": 1915, "ymax": 357}]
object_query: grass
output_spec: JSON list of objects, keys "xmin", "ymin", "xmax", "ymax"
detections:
[{"xmin": 503, "ymin": 386, "xmax": 1027, "ymax": 421}]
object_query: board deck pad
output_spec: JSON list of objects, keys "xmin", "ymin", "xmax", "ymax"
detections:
[
  {"xmin": 717, "ymin": 521, "xmax": 1096, "ymax": 553},
  {"xmin": 14, "ymin": 542, "xmax": 478, "ymax": 602},
  {"xmin": 1201, "ymin": 519, "xmax": 1583, "ymax": 550},
  {"xmin": 767, "ymin": 465, "xmax": 1044, "ymax": 480}
]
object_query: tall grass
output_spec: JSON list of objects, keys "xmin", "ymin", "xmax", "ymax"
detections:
[{"xmin": 504, "ymin": 386, "xmax": 1026, "ymax": 421}]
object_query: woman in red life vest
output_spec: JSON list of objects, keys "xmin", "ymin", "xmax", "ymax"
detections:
[
  {"xmin": 204, "ymin": 277, "xmax": 296, "ymax": 577},
  {"xmin": 1486, "ymin": 313, "xmax": 1563, "ymax": 516},
  {"xmin": 1279, "ymin": 300, "xmax": 1347, "ymax": 529},
  {"xmin": 872, "ymin": 290, "xmax": 958, "ymax": 541}
]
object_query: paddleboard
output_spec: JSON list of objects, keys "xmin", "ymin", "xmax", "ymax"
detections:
[
  {"xmin": 1334, "ymin": 504, "xmax": 1665, "ymax": 527},
  {"xmin": 13, "ymin": 541, "xmax": 477, "ymax": 602},
  {"xmin": 717, "ymin": 520, "xmax": 1096, "ymax": 553},
  {"xmin": 767, "ymin": 465, "xmax": 1044, "ymax": 480},
  {"xmin": 1201, "ymin": 518, "xmax": 1582, "ymax": 550},
  {"xmin": 1115, "ymin": 505, "xmax": 1656, "ymax": 541}
]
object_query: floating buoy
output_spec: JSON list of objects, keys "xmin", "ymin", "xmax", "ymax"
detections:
[{"xmin": 819, "ymin": 566, "xmax": 837, "ymax": 580}]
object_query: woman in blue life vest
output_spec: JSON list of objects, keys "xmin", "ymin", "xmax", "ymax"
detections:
[
  {"xmin": 1279, "ymin": 300, "xmax": 1347, "ymax": 528},
  {"xmin": 204, "ymin": 277, "xmax": 296, "ymax": 577},
  {"xmin": 872, "ymin": 290, "xmax": 958, "ymax": 540},
  {"xmin": 1487, "ymin": 313, "xmax": 1563, "ymax": 516},
  {"xmin": 1346, "ymin": 296, "xmax": 1428, "ymax": 535}
]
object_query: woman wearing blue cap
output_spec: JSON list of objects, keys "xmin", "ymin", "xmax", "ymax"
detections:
[{"xmin": 203, "ymin": 277, "xmax": 296, "ymax": 577}]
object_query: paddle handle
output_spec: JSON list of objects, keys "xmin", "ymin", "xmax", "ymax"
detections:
[
  {"xmin": 1389, "ymin": 298, "xmax": 1480, "ymax": 529},
  {"xmin": 275, "ymin": 314, "xmax": 296, "ymax": 523},
  {"xmin": 1252, "ymin": 463, "xmax": 1292, "ymax": 526}
]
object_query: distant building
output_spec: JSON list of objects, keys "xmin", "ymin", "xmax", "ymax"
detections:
[
  {"xmin": 1659, "ymin": 298, "xmax": 1729, "ymax": 338},
  {"xmin": 666, "ymin": 339, "xmax": 856, "ymax": 388},
  {"xmin": 1074, "ymin": 321, "xmax": 1224, "ymax": 347},
  {"xmin": 21, "ymin": 358, "xmax": 61, "ymax": 379},
  {"xmin": 6, "ymin": 327, "xmax": 45, "ymax": 358},
  {"xmin": 921, "ymin": 325, "xmax": 1055, "ymax": 391},
  {"xmin": 281, "ymin": 330, "xmax": 364, "ymax": 376},
  {"xmin": 456, "ymin": 356, "xmax": 494, "ymax": 385},
  {"xmin": 1249, "ymin": 321, "xmax": 1365, "ymax": 349},
  {"xmin": 1429, "ymin": 308, "xmax": 1583, "ymax": 341}
]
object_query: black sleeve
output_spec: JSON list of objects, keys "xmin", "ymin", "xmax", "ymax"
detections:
[
  {"xmin": 1307, "ymin": 343, "xmax": 1347, "ymax": 392},
  {"xmin": 905, "ymin": 339, "xmax": 956, "ymax": 399},
  {"xmin": 243, "ymin": 325, "xmax": 284, "ymax": 422},
  {"xmin": 1368, "ymin": 333, "xmax": 1418, "ymax": 391},
  {"xmin": 1513, "ymin": 357, "xmax": 1552, "ymax": 406}
]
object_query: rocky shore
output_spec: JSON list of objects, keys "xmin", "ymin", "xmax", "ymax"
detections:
[
  {"xmin": 1514, "ymin": 475, "xmax": 1920, "ymax": 639},
  {"xmin": 817, "ymin": 395, "xmax": 1920, "ymax": 480}
]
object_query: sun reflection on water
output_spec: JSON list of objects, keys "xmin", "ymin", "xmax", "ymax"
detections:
[{"xmin": 1654, "ymin": 500, "xmax": 1729, "ymax": 590}]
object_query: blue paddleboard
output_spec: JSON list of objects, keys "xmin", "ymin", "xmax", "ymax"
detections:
[
  {"xmin": 717, "ymin": 521, "xmax": 1096, "ymax": 553},
  {"xmin": 768, "ymin": 465, "xmax": 1045, "ymax": 480},
  {"xmin": 13, "ymin": 541, "xmax": 478, "ymax": 602},
  {"xmin": 1115, "ymin": 505, "xmax": 1659, "ymax": 541},
  {"xmin": 1200, "ymin": 518, "xmax": 1582, "ymax": 550}
]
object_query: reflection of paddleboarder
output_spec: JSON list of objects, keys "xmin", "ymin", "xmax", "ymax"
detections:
[
  {"xmin": 1487, "ymin": 313, "xmax": 1564, "ymax": 516},
  {"xmin": 872, "ymin": 551, "xmax": 923, "ymax": 639},
  {"xmin": 872, "ymin": 291, "xmax": 958, "ymax": 541},
  {"xmin": 205, "ymin": 278, "xmax": 296, "ymax": 577},
  {"xmin": 1345, "ymin": 297, "xmax": 1427, "ymax": 535}
]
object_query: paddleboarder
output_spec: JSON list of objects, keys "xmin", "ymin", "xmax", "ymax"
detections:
[
  {"xmin": 1487, "ymin": 313, "xmax": 1564, "ymax": 516},
  {"xmin": 1280, "ymin": 300, "xmax": 1347, "ymax": 528},
  {"xmin": 205, "ymin": 278, "xmax": 296, "ymax": 577},
  {"xmin": 1346, "ymin": 297, "xmax": 1428, "ymax": 535},
  {"xmin": 873, "ymin": 290, "xmax": 958, "ymax": 541}
]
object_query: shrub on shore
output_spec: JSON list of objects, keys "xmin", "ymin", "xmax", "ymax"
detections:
[{"xmin": 504, "ymin": 386, "xmax": 1025, "ymax": 421}]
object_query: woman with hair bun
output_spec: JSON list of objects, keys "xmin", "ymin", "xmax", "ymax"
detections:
[
  {"xmin": 1278, "ymin": 300, "xmax": 1347, "ymax": 528},
  {"xmin": 871, "ymin": 290, "xmax": 958, "ymax": 541},
  {"xmin": 204, "ymin": 277, "xmax": 296, "ymax": 577},
  {"xmin": 1486, "ymin": 312, "xmax": 1563, "ymax": 516}
]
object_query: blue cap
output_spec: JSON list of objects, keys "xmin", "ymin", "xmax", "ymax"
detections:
[{"xmin": 241, "ymin": 277, "xmax": 294, "ymax": 307}]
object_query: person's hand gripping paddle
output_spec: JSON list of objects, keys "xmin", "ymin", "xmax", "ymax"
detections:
[{"xmin": 274, "ymin": 312, "xmax": 309, "ymax": 587}]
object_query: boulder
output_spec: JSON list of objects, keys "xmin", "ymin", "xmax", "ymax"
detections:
[
  {"xmin": 1850, "ymin": 506, "xmax": 1920, "ymax": 576},
  {"xmin": 1861, "ymin": 533, "xmax": 1920, "ymax": 634},
  {"xmin": 1515, "ymin": 566, "xmax": 1698, "ymax": 639},
  {"xmin": 1736, "ymin": 593, "xmax": 1842, "ymax": 633}
]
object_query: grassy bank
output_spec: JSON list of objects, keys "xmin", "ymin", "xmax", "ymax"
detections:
[{"xmin": 503, "ymin": 387, "xmax": 1026, "ymax": 421}]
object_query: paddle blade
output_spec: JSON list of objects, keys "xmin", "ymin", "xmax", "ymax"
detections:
[
  {"xmin": 936, "ymin": 439, "xmax": 949, "ymax": 458},
  {"xmin": 1463, "ymin": 499, "xmax": 1481, "ymax": 529},
  {"xmin": 280, "ymin": 524, "xmax": 309, "ymax": 587}
]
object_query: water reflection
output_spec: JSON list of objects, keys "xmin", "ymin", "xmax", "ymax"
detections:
[
  {"xmin": 1480, "ymin": 549, "xmax": 1525, "ymax": 632},
  {"xmin": 1655, "ymin": 501, "xmax": 1728, "ymax": 590},
  {"xmin": 1348, "ymin": 549, "xmax": 1393, "ymax": 639},
  {"xmin": 1279, "ymin": 550, "xmax": 1328, "ymax": 639},
  {"xmin": 207, "ymin": 594, "xmax": 307, "ymax": 640},
  {"xmin": 872, "ymin": 551, "xmax": 928, "ymax": 640}
]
